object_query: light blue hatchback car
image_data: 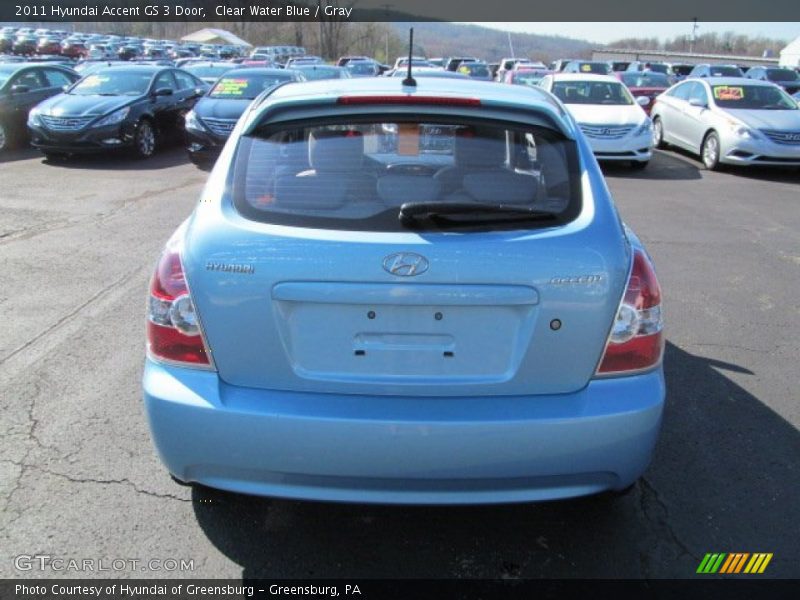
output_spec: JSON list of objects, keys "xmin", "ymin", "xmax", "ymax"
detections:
[{"xmin": 143, "ymin": 77, "xmax": 665, "ymax": 504}]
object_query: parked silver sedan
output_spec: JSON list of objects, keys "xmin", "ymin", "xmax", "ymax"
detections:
[{"xmin": 651, "ymin": 77, "xmax": 800, "ymax": 170}]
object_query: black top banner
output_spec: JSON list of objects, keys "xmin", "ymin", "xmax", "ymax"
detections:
[{"xmin": 3, "ymin": 0, "xmax": 800, "ymax": 22}]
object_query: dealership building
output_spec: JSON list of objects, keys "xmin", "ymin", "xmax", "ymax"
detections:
[
  {"xmin": 779, "ymin": 35, "xmax": 800, "ymax": 67},
  {"xmin": 592, "ymin": 48, "xmax": 779, "ymax": 68}
]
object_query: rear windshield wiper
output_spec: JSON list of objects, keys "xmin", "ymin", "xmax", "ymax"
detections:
[{"xmin": 399, "ymin": 202, "xmax": 557, "ymax": 228}]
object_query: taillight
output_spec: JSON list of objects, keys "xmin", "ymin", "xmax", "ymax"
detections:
[
  {"xmin": 596, "ymin": 249, "xmax": 663, "ymax": 376},
  {"xmin": 147, "ymin": 242, "xmax": 212, "ymax": 368}
]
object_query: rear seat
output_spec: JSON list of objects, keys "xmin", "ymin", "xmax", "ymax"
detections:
[
  {"xmin": 434, "ymin": 128, "xmax": 537, "ymax": 205},
  {"xmin": 274, "ymin": 130, "xmax": 375, "ymax": 209}
]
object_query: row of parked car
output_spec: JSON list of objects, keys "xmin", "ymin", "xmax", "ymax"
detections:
[
  {"xmin": 0, "ymin": 26, "xmax": 250, "ymax": 62},
  {"xmin": 2, "ymin": 44, "xmax": 800, "ymax": 173}
]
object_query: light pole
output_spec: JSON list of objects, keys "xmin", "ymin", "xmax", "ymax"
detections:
[
  {"xmin": 689, "ymin": 18, "xmax": 699, "ymax": 53},
  {"xmin": 381, "ymin": 3, "xmax": 394, "ymax": 63}
]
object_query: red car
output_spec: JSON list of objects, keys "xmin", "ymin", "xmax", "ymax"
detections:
[
  {"xmin": 36, "ymin": 37, "xmax": 63, "ymax": 55},
  {"xmin": 615, "ymin": 71, "xmax": 671, "ymax": 115},
  {"xmin": 60, "ymin": 41, "xmax": 88, "ymax": 59}
]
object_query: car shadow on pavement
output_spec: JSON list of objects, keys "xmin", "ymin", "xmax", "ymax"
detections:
[
  {"xmin": 39, "ymin": 145, "xmax": 190, "ymax": 171},
  {"xmin": 0, "ymin": 147, "xmax": 40, "ymax": 164},
  {"xmin": 600, "ymin": 150, "xmax": 702, "ymax": 181},
  {"xmin": 191, "ymin": 341, "xmax": 799, "ymax": 579},
  {"xmin": 653, "ymin": 146, "xmax": 800, "ymax": 184}
]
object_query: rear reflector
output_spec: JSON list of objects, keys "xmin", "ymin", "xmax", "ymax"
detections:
[
  {"xmin": 146, "ymin": 243, "xmax": 212, "ymax": 368},
  {"xmin": 338, "ymin": 95, "xmax": 481, "ymax": 107},
  {"xmin": 596, "ymin": 249, "xmax": 664, "ymax": 376}
]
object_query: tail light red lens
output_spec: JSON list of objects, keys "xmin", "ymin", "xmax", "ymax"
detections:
[
  {"xmin": 596, "ymin": 249, "xmax": 664, "ymax": 376},
  {"xmin": 147, "ymin": 245, "xmax": 212, "ymax": 368}
]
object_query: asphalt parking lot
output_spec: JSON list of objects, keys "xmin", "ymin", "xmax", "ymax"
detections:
[{"xmin": 0, "ymin": 145, "xmax": 798, "ymax": 579}]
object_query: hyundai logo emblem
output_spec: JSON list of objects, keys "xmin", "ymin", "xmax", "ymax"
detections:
[{"xmin": 382, "ymin": 252, "xmax": 429, "ymax": 277}]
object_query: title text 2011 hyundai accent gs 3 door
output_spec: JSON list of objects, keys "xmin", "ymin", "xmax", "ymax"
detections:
[{"xmin": 143, "ymin": 78, "xmax": 666, "ymax": 504}]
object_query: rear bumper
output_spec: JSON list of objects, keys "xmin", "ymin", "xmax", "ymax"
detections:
[{"xmin": 143, "ymin": 359, "xmax": 665, "ymax": 504}]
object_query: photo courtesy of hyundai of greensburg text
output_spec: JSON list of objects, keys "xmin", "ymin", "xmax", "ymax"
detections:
[{"xmin": 0, "ymin": 0, "xmax": 798, "ymax": 597}]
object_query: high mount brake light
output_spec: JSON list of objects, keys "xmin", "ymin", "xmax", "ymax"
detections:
[
  {"xmin": 147, "ymin": 246, "xmax": 212, "ymax": 368},
  {"xmin": 337, "ymin": 95, "xmax": 481, "ymax": 107},
  {"xmin": 596, "ymin": 249, "xmax": 664, "ymax": 376}
]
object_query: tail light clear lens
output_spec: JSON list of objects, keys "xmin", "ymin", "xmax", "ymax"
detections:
[
  {"xmin": 147, "ymin": 242, "xmax": 212, "ymax": 368},
  {"xmin": 596, "ymin": 249, "xmax": 663, "ymax": 376}
]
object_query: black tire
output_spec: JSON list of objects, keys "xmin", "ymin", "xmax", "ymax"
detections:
[
  {"xmin": 701, "ymin": 131, "xmax": 722, "ymax": 171},
  {"xmin": 630, "ymin": 160, "xmax": 649, "ymax": 170},
  {"xmin": 188, "ymin": 153, "xmax": 212, "ymax": 170},
  {"xmin": 652, "ymin": 117, "xmax": 666, "ymax": 149},
  {"xmin": 132, "ymin": 119, "xmax": 156, "ymax": 159},
  {"xmin": 0, "ymin": 119, "xmax": 14, "ymax": 152},
  {"xmin": 43, "ymin": 151, "xmax": 68, "ymax": 162}
]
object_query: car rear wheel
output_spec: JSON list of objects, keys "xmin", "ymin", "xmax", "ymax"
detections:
[
  {"xmin": 0, "ymin": 119, "xmax": 13, "ymax": 152},
  {"xmin": 652, "ymin": 117, "xmax": 666, "ymax": 149},
  {"xmin": 133, "ymin": 119, "xmax": 156, "ymax": 159},
  {"xmin": 701, "ymin": 131, "xmax": 722, "ymax": 171}
]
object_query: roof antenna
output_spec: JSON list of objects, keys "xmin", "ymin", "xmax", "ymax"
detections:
[{"xmin": 402, "ymin": 27, "xmax": 416, "ymax": 87}]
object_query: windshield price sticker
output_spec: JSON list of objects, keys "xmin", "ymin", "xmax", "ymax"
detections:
[
  {"xmin": 714, "ymin": 86, "xmax": 744, "ymax": 101},
  {"xmin": 213, "ymin": 78, "xmax": 249, "ymax": 95},
  {"xmin": 82, "ymin": 75, "xmax": 109, "ymax": 87}
]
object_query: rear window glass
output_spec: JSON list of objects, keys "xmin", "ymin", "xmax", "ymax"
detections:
[
  {"xmin": 766, "ymin": 69, "xmax": 799, "ymax": 82},
  {"xmin": 671, "ymin": 65, "xmax": 694, "ymax": 76},
  {"xmin": 621, "ymin": 72, "xmax": 670, "ymax": 88},
  {"xmin": 512, "ymin": 71, "xmax": 548, "ymax": 86},
  {"xmin": 710, "ymin": 85, "xmax": 797, "ymax": 109},
  {"xmin": 232, "ymin": 117, "xmax": 582, "ymax": 232},
  {"xmin": 709, "ymin": 66, "xmax": 742, "ymax": 77},
  {"xmin": 346, "ymin": 62, "xmax": 376, "ymax": 75}
]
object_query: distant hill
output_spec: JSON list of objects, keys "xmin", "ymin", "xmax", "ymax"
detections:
[{"xmin": 391, "ymin": 22, "xmax": 595, "ymax": 64}]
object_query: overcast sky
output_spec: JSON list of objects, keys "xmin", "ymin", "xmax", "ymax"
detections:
[{"xmin": 475, "ymin": 22, "xmax": 799, "ymax": 44}]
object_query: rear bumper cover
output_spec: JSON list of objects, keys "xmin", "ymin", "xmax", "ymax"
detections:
[{"xmin": 143, "ymin": 358, "xmax": 665, "ymax": 504}]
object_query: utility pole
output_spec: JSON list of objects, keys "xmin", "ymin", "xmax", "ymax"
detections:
[
  {"xmin": 381, "ymin": 3, "xmax": 393, "ymax": 63},
  {"xmin": 507, "ymin": 31, "xmax": 515, "ymax": 58},
  {"xmin": 689, "ymin": 18, "xmax": 699, "ymax": 53}
]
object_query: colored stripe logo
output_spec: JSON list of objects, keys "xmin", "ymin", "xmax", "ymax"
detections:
[{"xmin": 697, "ymin": 553, "xmax": 773, "ymax": 574}]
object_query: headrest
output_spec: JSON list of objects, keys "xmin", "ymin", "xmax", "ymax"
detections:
[
  {"xmin": 454, "ymin": 127, "xmax": 507, "ymax": 168},
  {"xmin": 308, "ymin": 129, "xmax": 364, "ymax": 173}
]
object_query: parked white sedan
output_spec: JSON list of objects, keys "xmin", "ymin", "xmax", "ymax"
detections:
[
  {"xmin": 539, "ymin": 73, "xmax": 653, "ymax": 168},
  {"xmin": 651, "ymin": 77, "xmax": 800, "ymax": 170}
]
